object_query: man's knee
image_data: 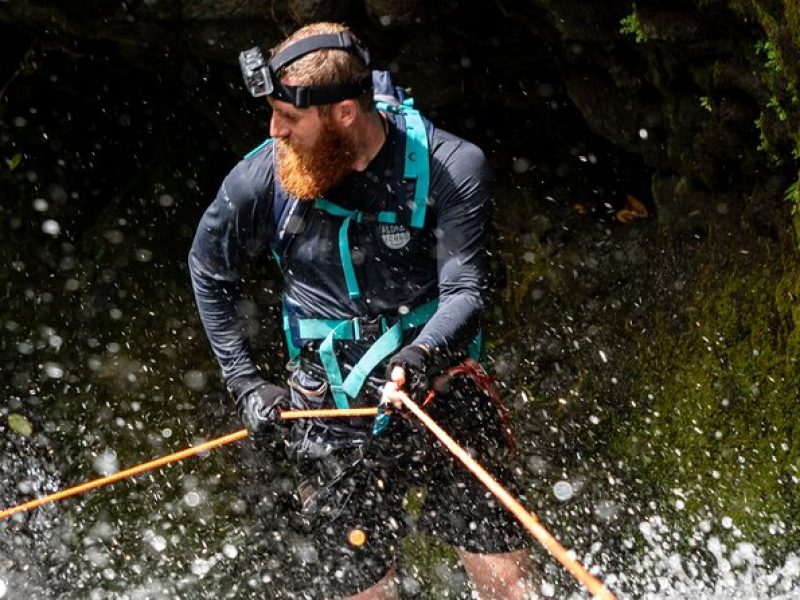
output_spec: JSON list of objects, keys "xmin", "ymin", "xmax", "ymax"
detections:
[
  {"xmin": 345, "ymin": 567, "xmax": 399, "ymax": 600},
  {"xmin": 456, "ymin": 548, "xmax": 540, "ymax": 600}
]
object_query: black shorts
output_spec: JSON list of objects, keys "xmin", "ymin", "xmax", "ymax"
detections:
[{"xmin": 245, "ymin": 369, "xmax": 527, "ymax": 598}]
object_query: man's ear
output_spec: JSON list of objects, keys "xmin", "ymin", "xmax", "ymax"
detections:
[{"xmin": 332, "ymin": 99, "xmax": 358, "ymax": 128}]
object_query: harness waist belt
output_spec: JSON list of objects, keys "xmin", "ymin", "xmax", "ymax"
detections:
[{"xmin": 292, "ymin": 299, "xmax": 439, "ymax": 409}]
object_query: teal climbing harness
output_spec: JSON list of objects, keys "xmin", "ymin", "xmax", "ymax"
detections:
[{"xmin": 279, "ymin": 98, "xmax": 437, "ymax": 407}]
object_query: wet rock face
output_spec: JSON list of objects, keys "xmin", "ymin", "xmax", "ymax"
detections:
[
  {"xmin": 3, "ymin": 0, "xmax": 797, "ymax": 199},
  {"xmin": 363, "ymin": 0, "xmax": 424, "ymax": 28},
  {"xmin": 288, "ymin": 0, "xmax": 352, "ymax": 24}
]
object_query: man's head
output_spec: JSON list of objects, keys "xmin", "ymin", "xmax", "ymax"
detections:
[{"xmin": 267, "ymin": 23, "xmax": 373, "ymax": 200}]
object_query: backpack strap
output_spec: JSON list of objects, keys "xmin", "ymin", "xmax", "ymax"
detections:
[
  {"xmin": 375, "ymin": 98, "xmax": 431, "ymax": 229},
  {"xmin": 400, "ymin": 100, "xmax": 430, "ymax": 229}
]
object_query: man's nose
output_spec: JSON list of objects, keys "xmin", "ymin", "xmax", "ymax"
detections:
[{"xmin": 270, "ymin": 114, "xmax": 289, "ymax": 139}]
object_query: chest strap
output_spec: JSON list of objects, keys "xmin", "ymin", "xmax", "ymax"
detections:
[
  {"xmin": 313, "ymin": 199, "xmax": 398, "ymax": 300},
  {"xmin": 294, "ymin": 299, "xmax": 439, "ymax": 409}
]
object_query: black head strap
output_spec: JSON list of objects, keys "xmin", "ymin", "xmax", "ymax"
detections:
[
  {"xmin": 271, "ymin": 33, "xmax": 370, "ymax": 73},
  {"xmin": 271, "ymin": 79, "xmax": 373, "ymax": 108}
]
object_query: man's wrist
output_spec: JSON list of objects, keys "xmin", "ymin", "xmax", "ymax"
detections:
[{"xmin": 227, "ymin": 374, "xmax": 267, "ymax": 402}]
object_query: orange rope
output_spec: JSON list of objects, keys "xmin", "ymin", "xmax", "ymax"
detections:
[
  {"xmin": 280, "ymin": 407, "xmax": 377, "ymax": 420},
  {"xmin": 0, "ymin": 406, "xmax": 377, "ymax": 522},
  {"xmin": 0, "ymin": 429, "xmax": 248, "ymax": 522},
  {"xmin": 396, "ymin": 390, "xmax": 617, "ymax": 600}
]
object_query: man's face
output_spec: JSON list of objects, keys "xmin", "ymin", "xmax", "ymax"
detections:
[{"xmin": 269, "ymin": 97, "xmax": 356, "ymax": 200}]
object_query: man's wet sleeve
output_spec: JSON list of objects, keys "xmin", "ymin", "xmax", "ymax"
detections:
[
  {"xmin": 413, "ymin": 140, "xmax": 491, "ymax": 355},
  {"xmin": 188, "ymin": 164, "xmax": 271, "ymax": 395}
]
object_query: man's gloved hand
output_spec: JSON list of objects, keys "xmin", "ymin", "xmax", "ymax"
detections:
[
  {"xmin": 387, "ymin": 344, "xmax": 432, "ymax": 402},
  {"xmin": 373, "ymin": 345, "xmax": 431, "ymax": 437},
  {"xmin": 235, "ymin": 381, "xmax": 291, "ymax": 439}
]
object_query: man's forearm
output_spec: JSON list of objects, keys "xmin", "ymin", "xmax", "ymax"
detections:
[{"xmin": 189, "ymin": 253, "xmax": 260, "ymax": 390}]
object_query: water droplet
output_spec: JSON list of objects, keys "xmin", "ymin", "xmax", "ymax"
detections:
[
  {"xmin": 294, "ymin": 541, "xmax": 319, "ymax": 564},
  {"xmin": 553, "ymin": 480, "xmax": 573, "ymax": 501},
  {"xmin": 184, "ymin": 491, "xmax": 201, "ymax": 507},
  {"xmin": 149, "ymin": 535, "xmax": 167, "ymax": 552},
  {"xmin": 93, "ymin": 449, "xmax": 119, "ymax": 476},
  {"xmin": 16, "ymin": 341, "xmax": 33, "ymax": 355},
  {"xmin": 721, "ymin": 516, "xmax": 733, "ymax": 529},
  {"xmin": 183, "ymin": 370, "xmax": 207, "ymax": 391},
  {"xmin": 42, "ymin": 219, "xmax": 61, "ymax": 236},
  {"xmin": 44, "ymin": 362, "xmax": 64, "ymax": 378},
  {"xmin": 512, "ymin": 157, "xmax": 530, "ymax": 173},
  {"xmin": 135, "ymin": 248, "xmax": 153, "ymax": 262},
  {"xmin": 540, "ymin": 580, "xmax": 556, "ymax": 597},
  {"xmin": 181, "ymin": 554, "xmax": 208, "ymax": 576},
  {"xmin": 104, "ymin": 230, "xmax": 124, "ymax": 244}
]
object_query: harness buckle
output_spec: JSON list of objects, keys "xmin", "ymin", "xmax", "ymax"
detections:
[{"xmin": 352, "ymin": 315, "xmax": 383, "ymax": 342}]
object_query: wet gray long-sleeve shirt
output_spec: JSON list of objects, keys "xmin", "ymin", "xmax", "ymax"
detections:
[{"xmin": 189, "ymin": 115, "xmax": 492, "ymax": 399}]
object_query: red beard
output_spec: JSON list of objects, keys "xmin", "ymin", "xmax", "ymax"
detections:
[{"xmin": 276, "ymin": 119, "xmax": 356, "ymax": 200}]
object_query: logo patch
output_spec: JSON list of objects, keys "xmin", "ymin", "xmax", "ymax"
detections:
[{"xmin": 380, "ymin": 224, "xmax": 411, "ymax": 250}]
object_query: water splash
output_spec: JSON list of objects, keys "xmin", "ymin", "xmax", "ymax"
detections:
[{"xmin": 593, "ymin": 515, "xmax": 800, "ymax": 599}]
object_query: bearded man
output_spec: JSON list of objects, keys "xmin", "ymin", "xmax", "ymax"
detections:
[{"xmin": 189, "ymin": 21, "xmax": 538, "ymax": 599}]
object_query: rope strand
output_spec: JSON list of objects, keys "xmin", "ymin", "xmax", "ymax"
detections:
[
  {"xmin": 0, "ymin": 406, "xmax": 377, "ymax": 521},
  {"xmin": 394, "ymin": 389, "xmax": 617, "ymax": 600}
]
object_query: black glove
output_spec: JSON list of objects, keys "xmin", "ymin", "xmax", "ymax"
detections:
[
  {"xmin": 235, "ymin": 381, "xmax": 291, "ymax": 439},
  {"xmin": 387, "ymin": 344, "xmax": 432, "ymax": 402}
]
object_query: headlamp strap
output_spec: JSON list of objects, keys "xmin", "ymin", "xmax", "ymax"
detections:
[
  {"xmin": 270, "ymin": 33, "xmax": 369, "ymax": 73},
  {"xmin": 275, "ymin": 79, "xmax": 372, "ymax": 108}
]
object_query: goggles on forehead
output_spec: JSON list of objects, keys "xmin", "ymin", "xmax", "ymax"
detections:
[{"xmin": 239, "ymin": 33, "xmax": 372, "ymax": 108}]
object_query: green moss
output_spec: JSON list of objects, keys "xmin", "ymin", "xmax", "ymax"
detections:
[
  {"xmin": 620, "ymin": 5, "xmax": 648, "ymax": 44},
  {"xmin": 610, "ymin": 247, "xmax": 800, "ymax": 548},
  {"xmin": 787, "ymin": 1, "xmax": 800, "ymax": 47},
  {"xmin": 732, "ymin": 3, "xmax": 799, "ymax": 172},
  {"xmin": 404, "ymin": 485, "xmax": 427, "ymax": 520},
  {"xmin": 401, "ymin": 534, "xmax": 465, "ymax": 597},
  {"xmin": 8, "ymin": 413, "xmax": 33, "ymax": 436},
  {"xmin": 786, "ymin": 176, "xmax": 800, "ymax": 221}
]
